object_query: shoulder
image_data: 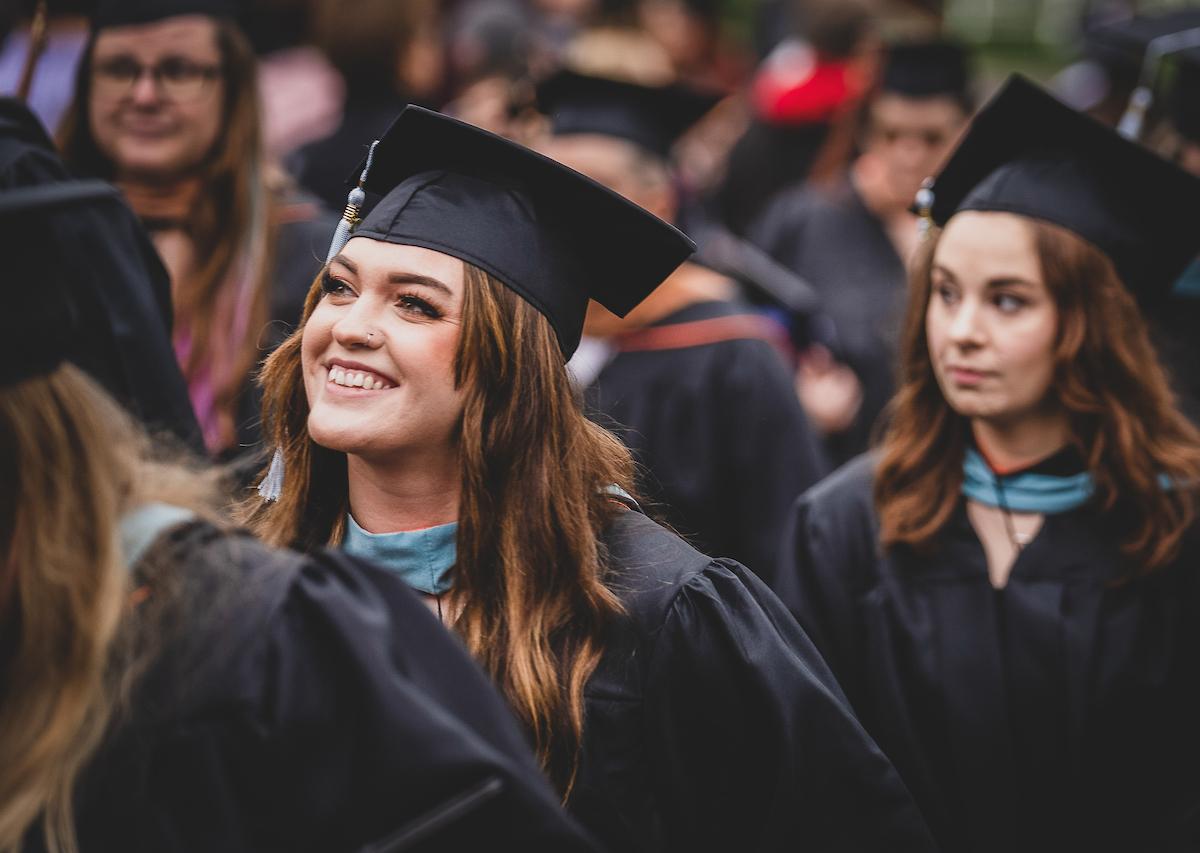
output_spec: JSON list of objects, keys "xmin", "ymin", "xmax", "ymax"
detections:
[
  {"xmin": 602, "ymin": 510, "xmax": 720, "ymax": 615},
  {"xmin": 790, "ymin": 453, "xmax": 881, "ymax": 563},
  {"xmin": 803, "ymin": 452, "xmax": 877, "ymax": 513},
  {"xmin": 601, "ymin": 511, "xmax": 779, "ymax": 634}
]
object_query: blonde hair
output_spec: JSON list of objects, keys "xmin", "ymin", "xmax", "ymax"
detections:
[{"xmin": 0, "ymin": 365, "xmax": 219, "ymax": 852}]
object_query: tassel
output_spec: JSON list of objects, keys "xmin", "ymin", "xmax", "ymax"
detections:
[
  {"xmin": 257, "ymin": 447, "xmax": 286, "ymax": 502},
  {"xmin": 914, "ymin": 179, "xmax": 935, "ymax": 242},
  {"xmin": 325, "ymin": 140, "xmax": 380, "ymax": 262}
]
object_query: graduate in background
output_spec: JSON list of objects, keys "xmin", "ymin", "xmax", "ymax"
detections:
[
  {"xmin": 776, "ymin": 76, "xmax": 1200, "ymax": 853},
  {"xmin": 539, "ymin": 68, "xmax": 829, "ymax": 580},
  {"xmin": 0, "ymin": 179, "xmax": 600, "ymax": 853},
  {"xmin": 749, "ymin": 39, "xmax": 973, "ymax": 464},
  {"xmin": 243, "ymin": 104, "xmax": 937, "ymax": 852},
  {"xmin": 57, "ymin": 0, "xmax": 336, "ymax": 459}
]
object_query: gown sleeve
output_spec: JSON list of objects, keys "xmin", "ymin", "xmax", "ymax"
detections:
[
  {"xmin": 640, "ymin": 558, "xmax": 936, "ymax": 852},
  {"xmin": 114, "ymin": 537, "xmax": 598, "ymax": 853}
]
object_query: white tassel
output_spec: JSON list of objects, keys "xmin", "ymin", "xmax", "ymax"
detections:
[
  {"xmin": 257, "ymin": 447, "xmax": 286, "ymax": 502},
  {"xmin": 325, "ymin": 140, "xmax": 380, "ymax": 262}
]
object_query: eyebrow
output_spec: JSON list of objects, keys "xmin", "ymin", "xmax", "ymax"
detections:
[
  {"xmin": 330, "ymin": 254, "xmax": 455, "ymax": 296},
  {"xmin": 932, "ymin": 264, "xmax": 1038, "ymax": 289}
]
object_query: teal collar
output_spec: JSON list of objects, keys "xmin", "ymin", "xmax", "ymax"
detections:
[
  {"xmin": 342, "ymin": 514, "xmax": 457, "ymax": 595},
  {"xmin": 961, "ymin": 447, "xmax": 1094, "ymax": 514}
]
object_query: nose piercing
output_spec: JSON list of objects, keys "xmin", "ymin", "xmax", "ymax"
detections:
[{"xmin": 366, "ymin": 332, "xmax": 375, "ymax": 344}]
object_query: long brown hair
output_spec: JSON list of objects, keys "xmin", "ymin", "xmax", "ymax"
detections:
[
  {"xmin": 241, "ymin": 263, "xmax": 633, "ymax": 793},
  {"xmin": 58, "ymin": 17, "xmax": 279, "ymax": 452},
  {"xmin": 0, "ymin": 365, "xmax": 219, "ymax": 853},
  {"xmin": 876, "ymin": 217, "xmax": 1200, "ymax": 574}
]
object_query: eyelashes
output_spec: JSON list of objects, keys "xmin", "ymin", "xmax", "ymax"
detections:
[{"xmin": 321, "ymin": 275, "xmax": 441, "ymax": 319}]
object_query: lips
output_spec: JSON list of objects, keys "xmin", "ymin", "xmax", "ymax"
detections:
[
  {"xmin": 324, "ymin": 359, "xmax": 398, "ymax": 392},
  {"xmin": 946, "ymin": 365, "xmax": 992, "ymax": 385}
]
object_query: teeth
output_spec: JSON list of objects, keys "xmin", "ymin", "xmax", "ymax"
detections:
[{"xmin": 327, "ymin": 367, "xmax": 392, "ymax": 390}]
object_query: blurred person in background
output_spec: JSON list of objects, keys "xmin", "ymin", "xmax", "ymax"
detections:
[
  {"xmin": 711, "ymin": 0, "xmax": 880, "ymax": 237},
  {"xmin": 0, "ymin": 177, "xmax": 600, "ymax": 853},
  {"xmin": 57, "ymin": 0, "xmax": 336, "ymax": 461},
  {"xmin": 540, "ymin": 69, "xmax": 829, "ymax": 581},
  {"xmin": 287, "ymin": 0, "xmax": 444, "ymax": 213},
  {"xmin": 750, "ymin": 38, "xmax": 973, "ymax": 464}
]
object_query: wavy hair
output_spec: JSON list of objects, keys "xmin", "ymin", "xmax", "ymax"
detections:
[
  {"xmin": 0, "ymin": 365, "xmax": 219, "ymax": 853},
  {"xmin": 240, "ymin": 263, "xmax": 634, "ymax": 794},
  {"xmin": 58, "ymin": 17, "xmax": 278, "ymax": 452},
  {"xmin": 876, "ymin": 217, "xmax": 1200, "ymax": 575}
]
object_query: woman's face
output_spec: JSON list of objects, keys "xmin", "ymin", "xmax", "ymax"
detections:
[
  {"xmin": 301, "ymin": 238, "xmax": 467, "ymax": 462},
  {"xmin": 88, "ymin": 15, "xmax": 225, "ymax": 182},
  {"xmin": 926, "ymin": 211, "xmax": 1060, "ymax": 425}
]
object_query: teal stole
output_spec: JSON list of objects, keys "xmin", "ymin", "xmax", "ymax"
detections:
[{"xmin": 342, "ymin": 514, "xmax": 458, "ymax": 595}]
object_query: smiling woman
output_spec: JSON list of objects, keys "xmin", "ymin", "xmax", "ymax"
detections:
[{"xmin": 240, "ymin": 105, "xmax": 938, "ymax": 852}]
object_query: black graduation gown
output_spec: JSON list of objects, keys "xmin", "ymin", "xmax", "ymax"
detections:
[
  {"xmin": 39, "ymin": 523, "xmax": 597, "ymax": 853},
  {"xmin": 747, "ymin": 176, "xmax": 906, "ymax": 464},
  {"xmin": 776, "ymin": 455, "xmax": 1200, "ymax": 853},
  {"xmin": 0, "ymin": 97, "xmax": 203, "ymax": 451},
  {"xmin": 585, "ymin": 300, "xmax": 829, "ymax": 581},
  {"xmin": 570, "ymin": 508, "xmax": 938, "ymax": 852}
]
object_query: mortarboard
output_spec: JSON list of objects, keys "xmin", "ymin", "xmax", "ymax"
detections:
[
  {"xmin": 881, "ymin": 40, "xmax": 972, "ymax": 100},
  {"xmin": 921, "ymin": 74, "xmax": 1200, "ymax": 303},
  {"xmin": 536, "ymin": 69, "xmax": 722, "ymax": 159},
  {"xmin": 1167, "ymin": 49, "xmax": 1200, "ymax": 143},
  {"xmin": 92, "ymin": 0, "xmax": 240, "ymax": 29},
  {"xmin": 1081, "ymin": 10, "xmax": 1200, "ymax": 138},
  {"xmin": 0, "ymin": 180, "xmax": 122, "ymax": 387},
  {"xmin": 342, "ymin": 105, "xmax": 696, "ymax": 358}
]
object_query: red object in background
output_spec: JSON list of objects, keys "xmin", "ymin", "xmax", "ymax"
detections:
[{"xmin": 752, "ymin": 40, "xmax": 866, "ymax": 125}]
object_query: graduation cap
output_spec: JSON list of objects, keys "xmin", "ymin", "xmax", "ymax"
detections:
[
  {"xmin": 340, "ymin": 105, "xmax": 696, "ymax": 358},
  {"xmin": 920, "ymin": 74, "xmax": 1200, "ymax": 303},
  {"xmin": 92, "ymin": 0, "xmax": 240, "ymax": 29},
  {"xmin": 881, "ymin": 40, "xmax": 972, "ymax": 100},
  {"xmin": 536, "ymin": 69, "xmax": 722, "ymax": 159},
  {"xmin": 0, "ymin": 180, "xmax": 121, "ymax": 387},
  {"xmin": 1168, "ymin": 48, "xmax": 1200, "ymax": 143},
  {"xmin": 1080, "ymin": 11, "xmax": 1200, "ymax": 138}
]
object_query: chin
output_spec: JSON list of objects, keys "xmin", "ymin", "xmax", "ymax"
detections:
[{"xmin": 307, "ymin": 411, "xmax": 374, "ymax": 455}]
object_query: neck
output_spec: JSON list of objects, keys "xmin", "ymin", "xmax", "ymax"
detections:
[
  {"xmin": 585, "ymin": 261, "xmax": 736, "ymax": 336},
  {"xmin": 116, "ymin": 175, "xmax": 203, "ymax": 222},
  {"xmin": 971, "ymin": 412, "xmax": 1070, "ymax": 473},
  {"xmin": 346, "ymin": 449, "xmax": 460, "ymax": 533}
]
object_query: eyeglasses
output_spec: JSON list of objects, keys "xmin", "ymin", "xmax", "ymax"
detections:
[{"xmin": 92, "ymin": 56, "xmax": 222, "ymax": 102}]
